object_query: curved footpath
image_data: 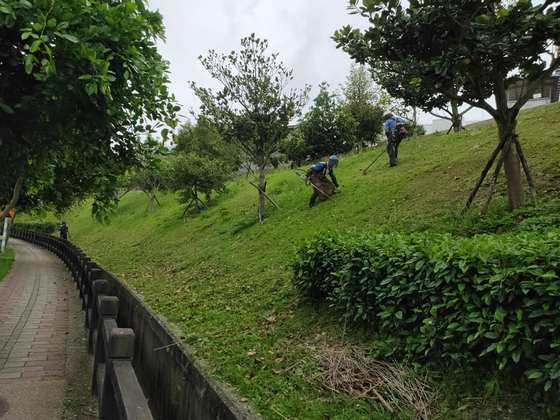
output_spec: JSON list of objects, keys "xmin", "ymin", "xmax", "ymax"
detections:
[{"xmin": 0, "ymin": 239, "xmax": 96, "ymax": 420}]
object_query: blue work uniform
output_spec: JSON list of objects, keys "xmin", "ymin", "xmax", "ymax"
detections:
[
  {"xmin": 384, "ymin": 116, "xmax": 407, "ymax": 136},
  {"xmin": 306, "ymin": 161, "xmax": 339, "ymax": 207},
  {"xmin": 384, "ymin": 116, "xmax": 408, "ymax": 167}
]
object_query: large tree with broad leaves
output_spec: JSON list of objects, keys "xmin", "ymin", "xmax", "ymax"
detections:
[
  {"xmin": 0, "ymin": 0, "xmax": 177, "ymax": 221},
  {"xmin": 335, "ymin": 0, "xmax": 560, "ymax": 210}
]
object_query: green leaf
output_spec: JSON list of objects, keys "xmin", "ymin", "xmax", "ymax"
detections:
[
  {"xmin": 29, "ymin": 39, "xmax": 42, "ymax": 53},
  {"xmin": 59, "ymin": 33, "xmax": 79, "ymax": 43},
  {"xmin": 526, "ymin": 370, "xmax": 544, "ymax": 380},
  {"xmin": 495, "ymin": 307, "xmax": 507, "ymax": 322},
  {"xmin": 24, "ymin": 55, "xmax": 34, "ymax": 74},
  {"xmin": 0, "ymin": 102, "xmax": 14, "ymax": 114}
]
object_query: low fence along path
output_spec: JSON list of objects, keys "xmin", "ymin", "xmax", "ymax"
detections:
[
  {"xmin": 0, "ymin": 239, "xmax": 91, "ymax": 419},
  {"xmin": 7, "ymin": 230, "xmax": 257, "ymax": 420}
]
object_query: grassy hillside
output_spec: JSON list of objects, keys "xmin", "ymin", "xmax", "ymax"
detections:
[
  {"xmin": 0, "ymin": 247, "xmax": 15, "ymax": 282},
  {"xmin": 52, "ymin": 105, "xmax": 560, "ymax": 419}
]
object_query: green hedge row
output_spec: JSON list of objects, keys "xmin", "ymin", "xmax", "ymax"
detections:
[
  {"xmin": 13, "ymin": 222, "xmax": 58, "ymax": 234},
  {"xmin": 292, "ymin": 230, "xmax": 560, "ymax": 391}
]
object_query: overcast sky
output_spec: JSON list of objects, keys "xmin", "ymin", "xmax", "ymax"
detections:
[{"xmin": 149, "ymin": 0, "xmax": 490, "ymax": 126}]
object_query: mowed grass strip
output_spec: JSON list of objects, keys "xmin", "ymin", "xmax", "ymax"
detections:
[
  {"xmin": 0, "ymin": 246, "xmax": 15, "ymax": 282},
  {"xmin": 43, "ymin": 104, "xmax": 560, "ymax": 419}
]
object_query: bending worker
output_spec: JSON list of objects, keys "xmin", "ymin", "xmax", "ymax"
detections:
[
  {"xmin": 383, "ymin": 113, "xmax": 408, "ymax": 167},
  {"xmin": 59, "ymin": 221, "xmax": 69, "ymax": 240},
  {"xmin": 306, "ymin": 155, "xmax": 339, "ymax": 207}
]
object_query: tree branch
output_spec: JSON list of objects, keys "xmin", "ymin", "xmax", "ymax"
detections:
[
  {"xmin": 538, "ymin": 0, "xmax": 557, "ymax": 13},
  {"xmin": 459, "ymin": 105, "xmax": 475, "ymax": 116},
  {"xmin": 513, "ymin": 55, "xmax": 560, "ymax": 113},
  {"xmin": 443, "ymin": 89, "xmax": 498, "ymax": 119},
  {"xmin": 0, "ymin": 176, "xmax": 24, "ymax": 220},
  {"xmin": 429, "ymin": 111, "xmax": 452, "ymax": 121}
]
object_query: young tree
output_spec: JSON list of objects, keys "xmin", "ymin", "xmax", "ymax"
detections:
[
  {"xmin": 342, "ymin": 64, "xmax": 385, "ymax": 105},
  {"xmin": 0, "ymin": 0, "xmax": 176, "ymax": 221},
  {"xmin": 335, "ymin": 0, "xmax": 560, "ymax": 210},
  {"xmin": 192, "ymin": 34, "xmax": 309, "ymax": 223},
  {"xmin": 121, "ymin": 165, "xmax": 166, "ymax": 212},
  {"xmin": 166, "ymin": 153, "xmax": 229, "ymax": 218},
  {"xmin": 174, "ymin": 118, "xmax": 241, "ymax": 173},
  {"xmin": 301, "ymin": 82, "xmax": 358, "ymax": 158},
  {"xmin": 342, "ymin": 101, "xmax": 384, "ymax": 147},
  {"xmin": 279, "ymin": 129, "xmax": 311, "ymax": 168},
  {"xmin": 341, "ymin": 65, "xmax": 385, "ymax": 147}
]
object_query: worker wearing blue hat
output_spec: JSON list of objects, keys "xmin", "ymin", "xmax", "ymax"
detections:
[
  {"xmin": 383, "ymin": 113, "xmax": 408, "ymax": 167},
  {"xmin": 305, "ymin": 155, "xmax": 339, "ymax": 207}
]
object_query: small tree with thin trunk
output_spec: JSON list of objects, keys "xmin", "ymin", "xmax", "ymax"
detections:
[
  {"xmin": 341, "ymin": 65, "xmax": 385, "ymax": 146},
  {"xmin": 301, "ymin": 82, "xmax": 358, "ymax": 157},
  {"xmin": 335, "ymin": 0, "xmax": 560, "ymax": 210},
  {"xmin": 192, "ymin": 34, "xmax": 309, "ymax": 223}
]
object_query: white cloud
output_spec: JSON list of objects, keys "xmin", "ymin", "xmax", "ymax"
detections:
[{"xmin": 148, "ymin": 0, "xmax": 490, "ymax": 125}]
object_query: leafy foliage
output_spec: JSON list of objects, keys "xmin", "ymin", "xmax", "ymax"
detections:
[
  {"xmin": 340, "ymin": 65, "xmax": 387, "ymax": 147},
  {"xmin": 342, "ymin": 101, "xmax": 384, "ymax": 147},
  {"xmin": 166, "ymin": 153, "xmax": 229, "ymax": 214},
  {"xmin": 0, "ymin": 0, "xmax": 177, "ymax": 219},
  {"xmin": 300, "ymin": 82, "xmax": 358, "ymax": 158},
  {"xmin": 278, "ymin": 128, "xmax": 311, "ymax": 167},
  {"xmin": 293, "ymin": 228, "xmax": 560, "ymax": 393},
  {"xmin": 12, "ymin": 222, "xmax": 57, "ymax": 234},
  {"xmin": 174, "ymin": 118, "xmax": 241, "ymax": 173},
  {"xmin": 164, "ymin": 118, "xmax": 242, "ymax": 215},
  {"xmin": 192, "ymin": 34, "xmax": 309, "ymax": 222}
]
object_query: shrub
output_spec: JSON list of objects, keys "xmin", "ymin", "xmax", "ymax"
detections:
[
  {"xmin": 445, "ymin": 202, "xmax": 560, "ymax": 236},
  {"xmin": 13, "ymin": 222, "xmax": 57, "ymax": 234},
  {"xmin": 292, "ymin": 230, "xmax": 560, "ymax": 392}
]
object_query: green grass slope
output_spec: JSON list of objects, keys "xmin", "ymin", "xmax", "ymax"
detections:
[
  {"xmin": 0, "ymin": 247, "xmax": 15, "ymax": 282},
  {"xmin": 60, "ymin": 105, "xmax": 560, "ymax": 419}
]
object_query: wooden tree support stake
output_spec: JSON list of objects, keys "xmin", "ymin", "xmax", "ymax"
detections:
[
  {"xmin": 463, "ymin": 136, "xmax": 509, "ymax": 213},
  {"xmin": 249, "ymin": 181, "xmax": 280, "ymax": 209},
  {"xmin": 482, "ymin": 157, "xmax": 503, "ymax": 215},
  {"xmin": 514, "ymin": 138, "xmax": 538, "ymax": 205}
]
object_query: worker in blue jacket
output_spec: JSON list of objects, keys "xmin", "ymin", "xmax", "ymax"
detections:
[
  {"xmin": 306, "ymin": 155, "xmax": 339, "ymax": 207},
  {"xmin": 383, "ymin": 113, "xmax": 408, "ymax": 167}
]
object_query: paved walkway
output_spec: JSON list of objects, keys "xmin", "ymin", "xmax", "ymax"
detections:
[{"xmin": 0, "ymin": 239, "xmax": 96, "ymax": 419}]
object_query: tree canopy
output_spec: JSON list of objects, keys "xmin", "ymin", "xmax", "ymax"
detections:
[
  {"xmin": 192, "ymin": 34, "xmax": 309, "ymax": 222},
  {"xmin": 340, "ymin": 65, "xmax": 385, "ymax": 147},
  {"xmin": 0, "ymin": 0, "xmax": 177, "ymax": 220},
  {"xmin": 174, "ymin": 118, "xmax": 241, "ymax": 173},
  {"xmin": 301, "ymin": 82, "xmax": 357, "ymax": 158}
]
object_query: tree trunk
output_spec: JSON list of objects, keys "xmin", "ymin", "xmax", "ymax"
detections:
[
  {"xmin": 497, "ymin": 120, "xmax": 524, "ymax": 210},
  {"xmin": 257, "ymin": 164, "xmax": 266, "ymax": 223},
  {"xmin": 0, "ymin": 176, "xmax": 24, "ymax": 221},
  {"xmin": 451, "ymin": 100, "xmax": 462, "ymax": 132},
  {"xmin": 412, "ymin": 106, "xmax": 418, "ymax": 136}
]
